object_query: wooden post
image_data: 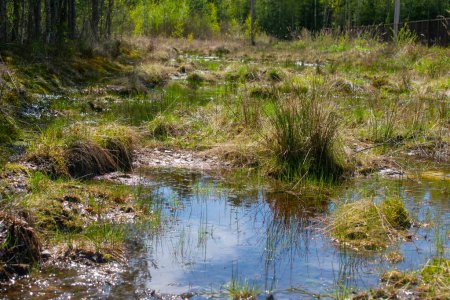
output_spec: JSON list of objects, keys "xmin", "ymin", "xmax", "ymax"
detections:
[
  {"xmin": 393, "ymin": 0, "xmax": 400, "ymax": 42},
  {"xmin": 250, "ymin": 0, "xmax": 255, "ymax": 45}
]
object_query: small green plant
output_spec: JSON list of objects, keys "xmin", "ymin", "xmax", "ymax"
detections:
[
  {"xmin": 396, "ymin": 25, "xmax": 417, "ymax": 46},
  {"xmin": 267, "ymin": 69, "xmax": 283, "ymax": 82},
  {"xmin": 226, "ymin": 279, "xmax": 260, "ymax": 300},
  {"xmin": 187, "ymin": 72, "xmax": 204, "ymax": 89}
]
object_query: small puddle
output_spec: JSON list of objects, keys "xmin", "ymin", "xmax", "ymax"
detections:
[{"xmin": 1, "ymin": 168, "xmax": 448, "ymax": 299}]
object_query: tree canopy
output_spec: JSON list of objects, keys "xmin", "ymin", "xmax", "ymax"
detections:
[{"xmin": 0, "ymin": 0, "xmax": 448, "ymax": 43}]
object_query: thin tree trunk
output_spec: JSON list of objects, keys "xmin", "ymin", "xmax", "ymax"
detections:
[
  {"xmin": 21, "ymin": 0, "xmax": 27, "ymax": 43},
  {"xmin": 60, "ymin": 0, "xmax": 67, "ymax": 29},
  {"xmin": 0, "ymin": 0, "xmax": 7, "ymax": 42},
  {"xmin": 250, "ymin": 0, "xmax": 255, "ymax": 45},
  {"xmin": 45, "ymin": 0, "xmax": 51, "ymax": 42},
  {"xmin": 106, "ymin": 0, "xmax": 114, "ymax": 38},
  {"xmin": 92, "ymin": 0, "xmax": 99, "ymax": 37},
  {"xmin": 99, "ymin": 0, "xmax": 104, "ymax": 36},
  {"xmin": 12, "ymin": 0, "xmax": 19, "ymax": 41},
  {"xmin": 68, "ymin": 0, "xmax": 75, "ymax": 39},
  {"xmin": 28, "ymin": 0, "xmax": 34, "ymax": 42},
  {"xmin": 34, "ymin": 0, "xmax": 42, "ymax": 40}
]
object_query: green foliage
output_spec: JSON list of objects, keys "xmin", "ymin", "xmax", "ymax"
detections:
[
  {"xmin": 396, "ymin": 25, "xmax": 418, "ymax": 46},
  {"xmin": 226, "ymin": 279, "xmax": 260, "ymax": 300}
]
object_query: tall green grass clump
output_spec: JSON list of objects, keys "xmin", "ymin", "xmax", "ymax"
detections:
[{"xmin": 267, "ymin": 90, "xmax": 346, "ymax": 182}]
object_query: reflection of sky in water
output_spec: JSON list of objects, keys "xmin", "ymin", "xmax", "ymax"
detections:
[
  {"xmin": 1, "ymin": 170, "xmax": 447, "ymax": 299},
  {"xmin": 137, "ymin": 171, "xmax": 449, "ymax": 298}
]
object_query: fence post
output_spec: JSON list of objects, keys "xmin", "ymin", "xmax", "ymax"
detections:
[{"xmin": 394, "ymin": 0, "xmax": 401, "ymax": 42}]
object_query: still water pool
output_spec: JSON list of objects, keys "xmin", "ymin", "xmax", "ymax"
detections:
[{"xmin": 1, "ymin": 168, "xmax": 449, "ymax": 299}]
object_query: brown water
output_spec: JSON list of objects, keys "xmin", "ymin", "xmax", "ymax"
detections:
[{"xmin": 1, "ymin": 168, "xmax": 449, "ymax": 299}]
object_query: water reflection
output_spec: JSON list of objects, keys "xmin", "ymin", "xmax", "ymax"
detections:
[{"xmin": 1, "ymin": 169, "xmax": 448, "ymax": 299}]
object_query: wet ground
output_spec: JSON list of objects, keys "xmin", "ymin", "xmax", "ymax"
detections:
[
  {"xmin": 1, "ymin": 50, "xmax": 449, "ymax": 299},
  {"xmin": 1, "ymin": 166, "xmax": 448, "ymax": 299}
]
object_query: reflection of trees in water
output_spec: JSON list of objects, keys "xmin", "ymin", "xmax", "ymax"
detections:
[{"xmin": 262, "ymin": 191, "xmax": 328, "ymax": 291}]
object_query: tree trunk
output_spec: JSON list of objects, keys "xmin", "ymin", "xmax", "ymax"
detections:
[
  {"xmin": 106, "ymin": 0, "xmax": 114, "ymax": 38},
  {"xmin": 28, "ymin": 0, "xmax": 34, "ymax": 41},
  {"xmin": 250, "ymin": 0, "xmax": 255, "ymax": 45},
  {"xmin": 92, "ymin": 0, "xmax": 99, "ymax": 37},
  {"xmin": 21, "ymin": 0, "xmax": 27, "ymax": 43},
  {"xmin": 0, "ymin": 0, "xmax": 7, "ymax": 42},
  {"xmin": 45, "ymin": 0, "xmax": 51, "ymax": 42},
  {"xmin": 68, "ymin": 0, "xmax": 75, "ymax": 39},
  {"xmin": 12, "ymin": 0, "xmax": 19, "ymax": 41},
  {"xmin": 34, "ymin": 0, "xmax": 42, "ymax": 40}
]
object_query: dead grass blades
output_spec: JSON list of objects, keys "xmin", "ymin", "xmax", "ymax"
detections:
[{"xmin": 0, "ymin": 211, "xmax": 42, "ymax": 280}]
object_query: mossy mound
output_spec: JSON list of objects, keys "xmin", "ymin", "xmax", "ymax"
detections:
[{"xmin": 331, "ymin": 198, "xmax": 411, "ymax": 250}]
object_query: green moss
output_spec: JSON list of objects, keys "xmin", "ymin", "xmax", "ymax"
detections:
[
  {"xmin": 331, "ymin": 198, "xmax": 411, "ymax": 250},
  {"xmin": 380, "ymin": 197, "xmax": 412, "ymax": 230}
]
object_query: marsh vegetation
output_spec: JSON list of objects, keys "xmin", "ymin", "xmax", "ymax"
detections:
[{"xmin": 0, "ymin": 4, "xmax": 449, "ymax": 298}]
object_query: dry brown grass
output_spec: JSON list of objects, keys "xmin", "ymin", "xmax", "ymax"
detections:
[{"xmin": 0, "ymin": 211, "xmax": 42, "ymax": 280}]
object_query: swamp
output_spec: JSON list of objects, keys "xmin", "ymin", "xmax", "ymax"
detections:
[{"xmin": 0, "ymin": 1, "xmax": 449, "ymax": 299}]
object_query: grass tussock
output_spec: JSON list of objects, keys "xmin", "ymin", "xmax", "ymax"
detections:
[
  {"xmin": 65, "ymin": 140, "xmax": 117, "ymax": 179},
  {"xmin": 330, "ymin": 197, "xmax": 411, "ymax": 250},
  {"xmin": 267, "ymin": 90, "xmax": 347, "ymax": 182},
  {"xmin": 226, "ymin": 279, "xmax": 260, "ymax": 300},
  {"xmin": 0, "ymin": 211, "xmax": 42, "ymax": 280},
  {"xmin": 354, "ymin": 258, "xmax": 449, "ymax": 299},
  {"xmin": 28, "ymin": 123, "xmax": 137, "ymax": 179}
]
